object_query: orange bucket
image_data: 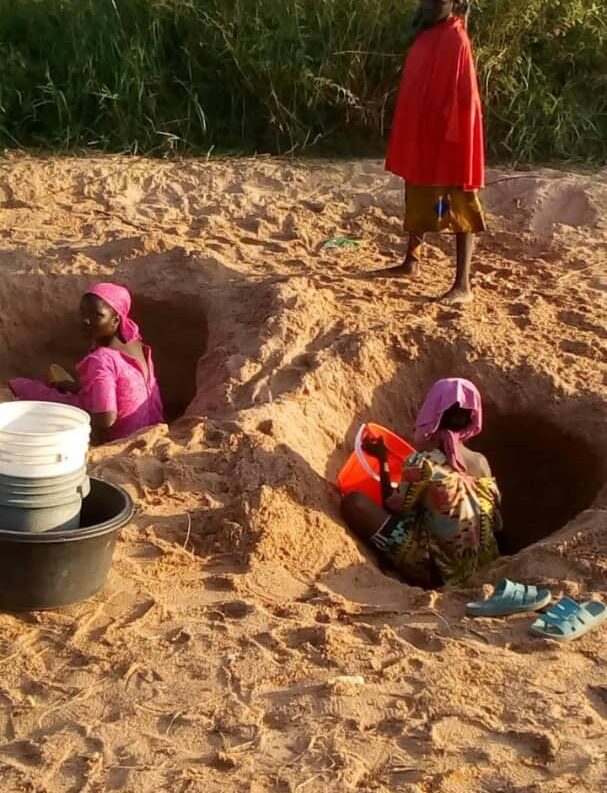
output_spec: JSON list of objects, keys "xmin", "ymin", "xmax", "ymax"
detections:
[{"xmin": 337, "ymin": 423, "xmax": 415, "ymax": 506}]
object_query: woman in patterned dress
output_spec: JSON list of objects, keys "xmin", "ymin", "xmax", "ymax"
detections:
[{"xmin": 341, "ymin": 378, "xmax": 501, "ymax": 587}]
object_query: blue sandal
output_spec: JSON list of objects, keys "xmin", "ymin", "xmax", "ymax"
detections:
[
  {"xmin": 466, "ymin": 578, "xmax": 552, "ymax": 618},
  {"xmin": 530, "ymin": 597, "xmax": 607, "ymax": 642}
]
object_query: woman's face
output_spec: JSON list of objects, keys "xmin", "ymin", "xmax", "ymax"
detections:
[
  {"xmin": 80, "ymin": 294, "xmax": 119, "ymax": 343},
  {"xmin": 439, "ymin": 403, "xmax": 472, "ymax": 432},
  {"xmin": 419, "ymin": 0, "xmax": 454, "ymax": 27}
]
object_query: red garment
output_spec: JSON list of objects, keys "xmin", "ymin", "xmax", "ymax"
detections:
[{"xmin": 385, "ymin": 17, "xmax": 485, "ymax": 191}]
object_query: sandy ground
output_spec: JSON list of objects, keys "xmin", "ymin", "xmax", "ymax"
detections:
[{"xmin": 0, "ymin": 154, "xmax": 605, "ymax": 792}]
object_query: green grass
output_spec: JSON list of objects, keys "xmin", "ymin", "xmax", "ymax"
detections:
[{"xmin": 0, "ymin": 0, "xmax": 605, "ymax": 163}]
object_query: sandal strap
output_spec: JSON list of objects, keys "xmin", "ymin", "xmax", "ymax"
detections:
[
  {"xmin": 540, "ymin": 612, "xmax": 576, "ymax": 629},
  {"xmin": 503, "ymin": 581, "xmax": 538, "ymax": 605},
  {"xmin": 493, "ymin": 579, "xmax": 515, "ymax": 599},
  {"xmin": 548, "ymin": 598, "xmax": 582, "ymax": 619},
  {"xmin": 521, "ymin": 584, "xmax": 539, "ymax": 603},
  {"xmin": 554, "ymin": 597, "xmax": 582, "ymax": 616},
  {"xmin": 540, "ymin": 598, "xmax": 589, "ymax": 632}
]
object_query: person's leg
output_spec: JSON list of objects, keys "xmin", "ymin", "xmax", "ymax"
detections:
[
  {"xmin": 440, "ymin": 231, "xmax": 474, "ymax": 305},
  {"xmin": 341, "ymin": 492, "xmax": 439, "ymax": 588},
  {"xmin": 403, "ymin": 232, "xmax": 424, "ymax": 274},
  {"xmin": 341, "ymin": 491, "xmax": 389, "ymax": 541},
  {"xmin": 372, "ymin": 232, "xmax": 424, "ymax": 277},
  {"xmin": 370, "ymin": 184, "xmax": 433, "ymax": 278}
]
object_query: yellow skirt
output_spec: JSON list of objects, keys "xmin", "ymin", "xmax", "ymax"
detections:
[{"xmin": 404, "ymin": 184, "xmax": 486, "ymax": 234}]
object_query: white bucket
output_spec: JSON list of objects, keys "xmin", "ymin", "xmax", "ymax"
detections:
[{"xmin": 0, "ymin": 401, "xmax": 91, "ymax": 478}]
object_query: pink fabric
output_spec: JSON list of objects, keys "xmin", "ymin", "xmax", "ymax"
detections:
[
  {"xmin": 87, "ymin": 283, "xmax": 140, "ymax": 343},
  {"xmin": 414, "ymin": 378, "xmax": 482, "ymax": 473},
  {"xmin": 9, "ymin": 380, "xmax": 80, "ymax": 409},
  {"xmin": 10, "ymin": 346, "xmax": 164, "ymax": 442}
]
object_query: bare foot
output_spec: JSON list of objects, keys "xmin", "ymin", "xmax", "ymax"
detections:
[
  {"xmin": 438, "ymin": 287, "xmax": 474, "ymax": 306},
  {"xmin": 370, "ymin": 258, "xmax": 420, "ymax": 278}
]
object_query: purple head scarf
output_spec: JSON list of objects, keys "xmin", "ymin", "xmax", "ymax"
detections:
[
  {"xmin": 414, "ymin": 378, "xmax": 483, "ymax": 473},
  {"xmin": 87, "ymin": 283, "xmax": 140, "ymax": 343}
]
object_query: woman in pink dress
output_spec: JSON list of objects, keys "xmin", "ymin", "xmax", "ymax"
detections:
[{"xmin": 10, "ymin": 283, "xmax": 164, "ymax": 444}]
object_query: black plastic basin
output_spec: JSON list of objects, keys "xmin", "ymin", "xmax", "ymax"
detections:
[{"xmin": 0, "ymin": 477, "xmax": 133, "ymax": 612}]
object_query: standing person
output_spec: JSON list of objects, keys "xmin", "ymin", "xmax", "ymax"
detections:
[{"xmin": 383, "ymin": 0, "xmax": 485, "ymax": 305}]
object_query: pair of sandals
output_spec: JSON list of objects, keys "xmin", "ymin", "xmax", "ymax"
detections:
[{"xmin": 466, "ymin": 578, "xmax": 607, "ymax": 642}]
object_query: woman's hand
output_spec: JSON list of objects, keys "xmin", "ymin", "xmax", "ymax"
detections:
[
  {"xmin": 385, "ymin": 493, "xmax": 406, "ymax": 514},
  {"xmin": 362, "ymin": 436, "xmax": 388, "ymax": 461},
  {"xmin": 54, "ymin": 380, "xmax": 80, "ymax": 395}
]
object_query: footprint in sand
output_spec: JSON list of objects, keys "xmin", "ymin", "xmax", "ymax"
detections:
[
  {"xmin": 437, "ymin": 309, "xmax": 463, "ymax": 323},
  {"xmin": 431, "ymin": 716, "xmax": 558, "ymax": 763},
  {"xmin": 586, "ymin": 685, "xmax": 607, "ymax": 719},
  {"xmin": 508, "ymin": 302, "xmax": 531, "ymax": 319},
  {"xmin": 271, "ymin": 230, "xmax": 300, "ymax": 243},
  {"xmin": 204, "ymin": 574, "xmax": 237, "ymax": 592},
  {"xmin": 476, "ymin": 263, "xmax": 512, "ymax": 279},
  {"xmin": 399, "ymin": 626, "xmax": 446, "ymax": 653},
  {"xmin": 589, "ymin": 276, "xmax": 607, "ymax": 292},
  {"xmin": 560, "ymin": 339, "xmax": 599, "ymax": 359},
  {"xmin": 240, "ymin": 237, "xmax": 288, "ymax": 253},
  {"xmin": 212, "ymin": 600, "xmax": 256, "ymax": 620},
  {"xmin": 0, "ymin": 740, "xmax": 44, "ymax": 769},
  {"xmin": 284, "ymin": 626, "xmax": 327, "ymax": 650},
  {"xmin": 252, "ymin": 631, "xmax": 287, "ymax": 653},
  {"xmin": 558, "ymin": 309, "xmax": 607, "ymax": 339},
  {"xmin": 237, "ymin": 216, "xmax": 264, "ymax": 234}
]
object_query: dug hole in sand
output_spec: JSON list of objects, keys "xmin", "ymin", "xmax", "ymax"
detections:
[{"xmin": 0, "ymin": 156, "xmax": 605, "ymax": 792}]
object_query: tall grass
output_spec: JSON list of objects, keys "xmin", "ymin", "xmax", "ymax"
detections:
[{"xmin": 0, "ymin": 0, "xmax": 605, "ymax": 163}]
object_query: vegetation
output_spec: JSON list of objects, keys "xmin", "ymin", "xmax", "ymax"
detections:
[{"xmin": 0, "ymin": 0, "xmax": 605, "ymax": 163}]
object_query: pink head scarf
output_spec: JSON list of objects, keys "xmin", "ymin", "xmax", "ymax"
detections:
[
  {"xmin": 86, "ymin": 283, "xmax": 140, "ymax": 343},
  {"xmin": 414, "ymin": 378, "xmax": 483, "ymax": 473}
]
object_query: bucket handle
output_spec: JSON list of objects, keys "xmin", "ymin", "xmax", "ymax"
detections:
[
  {"xmin": 354, "ymin": 424, "xmax": 401, "ymax": 489},
  {"xmin": 354, "ymin": 424, "xmax": 381, "ymax": 483}
]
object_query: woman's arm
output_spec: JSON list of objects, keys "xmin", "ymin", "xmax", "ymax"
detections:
[
  {"xmin": 90, "ymin": 411, "xmax": 118, "ymax": 445},
  {"xmin": 391, "ymin": 453, "xmax": 433, "ymax": 512},
  {"xmin": 378, "ymin": 454, "xmax": 394, "ymax": 506},
  {"xmin": 77, "ymin": 351, "xmax": 118, "ymax": 445},
  {"xmin": 47, "ymin": 365, "xmax": 80, "ymax": 394},
  {"xmin": 361, "ymin": 436, "xmax": 395, "ymax": 508}
]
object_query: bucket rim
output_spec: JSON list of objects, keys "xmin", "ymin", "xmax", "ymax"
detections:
[
  {"xmin": 0, "ymin": 477, "xmax": 133, "ymax": 543},
  {"xmin": 0, "ymin": 401, "xmax": 91, "ymax": 437}
]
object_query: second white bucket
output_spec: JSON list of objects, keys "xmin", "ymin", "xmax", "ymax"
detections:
[{"xmin": 0, "ymin": 401, "xmax": 91, "ymax": 478}]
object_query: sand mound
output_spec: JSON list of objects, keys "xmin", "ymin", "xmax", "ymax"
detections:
[{"xmin": 0, "ymin": 156, "xmax": 605, "ymax": 792}]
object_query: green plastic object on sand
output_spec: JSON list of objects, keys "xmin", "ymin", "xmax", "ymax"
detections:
[{"xmin": 321, "ymin": 236, "xmax": 359, "ymax": 250}]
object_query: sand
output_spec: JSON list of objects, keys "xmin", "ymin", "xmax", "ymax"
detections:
[{"xmin": 0, "ymin": 154, "xmax": 605, "ymax": 792}]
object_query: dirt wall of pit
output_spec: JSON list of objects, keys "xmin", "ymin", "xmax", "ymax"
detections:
[{"xmin": 1, "ymin": 158, "xmax": 606, "ymax": 606}]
